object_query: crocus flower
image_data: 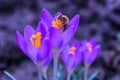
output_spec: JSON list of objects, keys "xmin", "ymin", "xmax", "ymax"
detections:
[
  {"xmin": 81, "ymin": 38, "xmax": 101, "ymax": 64},
  {"xmin": 41, "ymin": 9, "xmax": 80, "ymax": 48},
  {"xmin": 81, "ymin": 38, "xmax": 101, "ymax": 80},
  {"xmin": 16, "ymin": 21, "xmax": 50, "ymax": 64},
  {"xmin": 16, "ymin": 21, "xmax": 51, "ymax": 80},
  {"xmin": 41, "ymin": 9, "xmax": 80, "ymax": 80},
  {"xmin": 61, "ymin": 41, "xmax": 82, "ymax": 80}
]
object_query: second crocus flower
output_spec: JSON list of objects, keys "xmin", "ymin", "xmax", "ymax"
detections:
[
  {"xmin": 61, "ymin": 41, "xmax": 82, "ymax": 80},
  {"xmin": 81, "ymin": 38, "xmax": 101, "ymax": 80},
  {"xmin": 82, "ymin": 38, "xmax": 101, "ymax": 65}
]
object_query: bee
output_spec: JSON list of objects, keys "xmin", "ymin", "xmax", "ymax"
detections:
[{"xmin": 57, "ymin": 14, "xmax": 69, "ymax": 32}]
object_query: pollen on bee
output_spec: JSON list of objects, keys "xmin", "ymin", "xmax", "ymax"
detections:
[
  {"xmin": 52, "ymin": 14, "xmax": 69, "ymax": 33},
  {"xmin": 52, "ymin": 19, "xmax": 62, "ymax": 29},
  {"xmin": 70, "ymin": 46, "xmax": 76, "ymax": 55},
  {"xmin": 30, "ymin": 32, "xmax": 42, "ymax": 49}
]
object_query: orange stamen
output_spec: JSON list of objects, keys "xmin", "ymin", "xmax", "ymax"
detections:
[
  {"xmin": 30, "ymin": 32, "xmax": 42, "ymax": 48},
  {"xmin": 87, "ymin": 42, "xmax": 92, "ymax": 52},
  {"xmin": 70, "ymin": 46, "xmax": 76, "ymax": 55}
]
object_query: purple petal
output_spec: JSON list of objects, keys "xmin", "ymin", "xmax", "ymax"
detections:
[
  {"xmin": 69, "ymin": 41, "xmax": 82, "ymax": 67},
  {"xmin": 16, "ymin": 31, "xmax": 26, "ymax": 53},
  {"xmin": 90, "ymin": 44, "xmax": 101, "ymax": 62},
  {"xmin": 84, "ymin": 44, "xmax": 101, "ymax": 63},
  {"xmin": 41, "ymin": 9, "xmax": 53, "ymax": 27},
  {"xmin": 43, "ymin": 51, "xmax": 52, "ymax": 66},
  {"xmin": 72, "ymin": 40, "xmax": 79, "ymax": 47},
  {"xmin": 75, "ymin": 49, "xmax": 82, "ymax": 67},
  {"xmin": 66, "ymin": 54, "xmax": 75, "ymax": 69},
  {"xmin": 79, "ymin": 41, "xmax": 88, "ymax": 57},
  {"xmin": 24, "ymin": 25, "xmax": 35, "ymax": 44},
  {"xmin": 49, "ymin": 27, "xmax": 63, "ymax": 48},
  {"xmin": 61, "ymin": 45, "xmax": 70, "ymax": 64},
  {"xmin": 37, "ymin": 38, "xmax": 51, "ymax": 61},
  {"xmin": 26, "ymin": 44, "xmax": 37, "ymax": 62},
  {"xmin": 85, "ymin": 53, "xmax": 91, "ymax": 63},
  {"xmin": 69, "ymin": 15, "xmax": 80, "ymax": 32},
  {"xmin": 62, "ymin": 26, "xmax": 74, "ymax": 45},
  {"xmin": 90, "ymin": 38, "xmax": 96, "ymax": 48},
  {"xmin": 80, "ymin": 41, "xmax": 90, "ymax": 63},
  {"xmin": 36, "ymin": 21, "xmax": 47, "ymax": 40}
]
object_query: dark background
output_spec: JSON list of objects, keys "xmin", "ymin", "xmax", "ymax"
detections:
[{"xmin": 0, "ymin": 0, "xmax": 120, "ymax": 80}]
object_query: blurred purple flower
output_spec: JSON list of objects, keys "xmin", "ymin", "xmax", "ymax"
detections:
[
  {"xmin": 41, "ymin": 9, "xmax": 80, "ymax": 48},
  {"xmin": 16, "ymin": 21, "xmax": 51, "ymax": 64},
  {"xmin": 81, "ymin": 38, "xmax": 101, "ymax": 64},
  {"xmin": 61, "ymin": 41, "xmax": 82, "ymax": 69}
]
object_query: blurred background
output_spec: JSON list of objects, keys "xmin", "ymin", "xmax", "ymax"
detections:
[{"xmin": 0, "ymin": 0, "xmax": 120, "ymax": 80}]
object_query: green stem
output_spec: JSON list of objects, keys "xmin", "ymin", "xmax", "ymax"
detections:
[
  {"xmin": 67, "ymin": 68, "xmax": 73, "ymax": 80},
  {"xmin": 43, "ymin": 68, "xmax": 47, "ymax": 79},
  {"xmin": 84, "ymin": 64, "xmax": 90, "ymax": 80},
  {"xmin": 37, "ymin": 66, "xmax": 42, "ymax": 80},
  {"xmin": 53, "ymin": 55, "xmax": 59, "ymax": 80},
  {"xmin": 67, "ymin": 73, "xmax": 71, "ymax": 80}
]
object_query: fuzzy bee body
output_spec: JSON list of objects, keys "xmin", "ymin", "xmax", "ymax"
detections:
[
  {"xmin": 63, "ymin": 24, "xmax": 69, "ymax": 31},
  {"xmin": 57, "ymin": 15, "xmax": 69, "ymax": 32}
]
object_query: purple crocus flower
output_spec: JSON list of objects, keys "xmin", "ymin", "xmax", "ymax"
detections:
[
  {"xmin": 61, "ymin": 41, "xmax": 82, "ymax": 80},
  {"xmin": 61, "ymin": 41, "xmax": 82, "ymax": 69},
  {"xmin": 41, "ymin": 9, "xmax": 80, "ymax": 80},
  {"xmin": 16, "ymin": 21, "xmax": 51, "ymax": 64},
  {"xmin": 81, "ymin": 38, "xmax": 101, "ymax": 64},
  {"xmin": 41, "ymin": 9, "xmax": 80, "ymax": 48},
  {"xmin": 81, "ymin": 38, "xmax": 101, "ymax": 80}
]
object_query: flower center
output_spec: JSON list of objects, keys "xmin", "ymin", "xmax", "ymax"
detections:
[
  {"xmin": 52, "ymin": 14, "xmax": 69, "ymax": 33},
  {"xmin": 87, "ymin": 42, "xmax": 92, "ymax": 52},
  {"xmin": 70, "ymin": 46, "xmax": 76, "ymax": 55},
  {"xmin": 30, "ymin": 32, "xmax": 42, "ymax": 49}
]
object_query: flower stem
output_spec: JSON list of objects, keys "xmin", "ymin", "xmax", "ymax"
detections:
[
  {"xmin": 53, "ymin": 54, "xmax": 59, "ymax": 80},
  {"xmin": 37, "ymin": 66, "xmax": 42, "ymax": 80},
  {"xmin": 84, "ymin": 64, "xmax": 89, "ymax": 80},
  {"xmin": 43, "ymin": 68, "xmax": 47, "ymax": 79},
  {"xmin": 67, "ymin": 73, "xmax": 71, "ymax": 80},
  {"xmin": 67, "ymin": 68, "xmax": 73, "ymax": 80}
]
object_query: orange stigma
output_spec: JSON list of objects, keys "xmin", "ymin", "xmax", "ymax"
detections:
[
  {"xmin": 87, "ymin": 42, "xmax": 92, "ymax": 52},
  {"xmin": 70, "ymin": 46, "xmax": 76, "ymax": 55},
  {"xmin": 30, "ymin": 32, "xmax": 42, "ymax": 49}
]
